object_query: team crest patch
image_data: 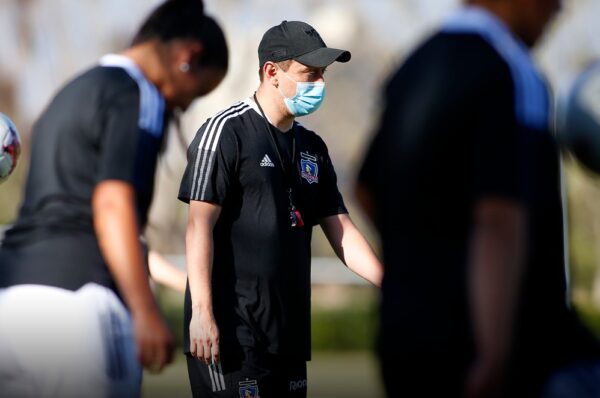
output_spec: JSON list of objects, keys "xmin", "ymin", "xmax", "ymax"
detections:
[
  {"xmin": 300, "ymin": 152, "xmax": 319, "ymax": 184},
  {"xmin": 239, "ymin": 379, "xmax": 259, "ymax": 398}
]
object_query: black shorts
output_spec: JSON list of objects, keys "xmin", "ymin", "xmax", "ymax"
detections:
[{"xmin": 186, "ymin": 346, "xmax": 307, "ymax": 398}]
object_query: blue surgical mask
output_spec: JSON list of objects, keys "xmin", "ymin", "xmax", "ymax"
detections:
[{"xmin": 278, "ymin": 70, "xmax": 326, "ymax": 117}]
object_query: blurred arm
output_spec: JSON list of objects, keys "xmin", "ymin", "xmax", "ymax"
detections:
[
  {"xmin": 319, "ymin": 213, "xmax": 383, "ymax": 287},
  {"xmin": 92, "ymin": 180, "xmax": 174, "ymax": 371},
  {"xmin": 354, "ymin": 181, "xmax": 376, "ymax": 225},
  {"xmin": 148, "ymin": 250, "xmax": 187, "ymax": 293},
  {"xmin": 466, "ymin": 198, "xmax": 526, "ymax": 396}
]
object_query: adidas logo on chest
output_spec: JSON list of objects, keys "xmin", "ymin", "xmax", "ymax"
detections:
[{"xmin": 260, "ymin": 154, "xmax": 275, "ymax": 167}]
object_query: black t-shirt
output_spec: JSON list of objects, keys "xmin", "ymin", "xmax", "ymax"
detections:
[
  {"xmin": 359, "ymin": 6, "xmax": 599, "ymax": 382},
  {"xmin": 0, "ymin": 54, "xmax": 166, "ymax": 292},
  {"xmin": 178, "ymin": 97, "xmax": 347, "ymax": 360}
]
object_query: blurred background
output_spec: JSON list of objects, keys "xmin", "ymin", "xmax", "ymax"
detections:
[{"xmin": 1, "ymin": 0, "xmax": 600, "ymax": 397}]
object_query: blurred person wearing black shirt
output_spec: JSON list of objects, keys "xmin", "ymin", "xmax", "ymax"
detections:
[
  {"xmin": 357, "ymin": 0, "xmax": 600, "ymax": 396},
  {"xmin": 0, "ymin": 1, "xmax": 227, "ymax": 396}
]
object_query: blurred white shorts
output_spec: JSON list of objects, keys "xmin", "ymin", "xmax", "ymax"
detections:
[{"xmin": 0, "ymin": 283, "xmax": 141, "ymax": 398}]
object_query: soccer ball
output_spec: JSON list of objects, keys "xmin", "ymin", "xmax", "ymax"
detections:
[
  {"xmin": 557, "ymin": 63, "xmax": 600, "ymax": 174},
  {"xmin": 0, "ymin": 113, "xmax": 21, "ymax": 183}
]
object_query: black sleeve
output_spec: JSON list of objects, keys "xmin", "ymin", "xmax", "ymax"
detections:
[
  {"xmin": 96, "ymin": 87, "xmax": 141, "ymax": 184},
  {"xmin": 359, "ymin": 35, "xmax": 525, "ymax": 205},
  {"xmin": 178, "ymin": 119, "xmax": 238, "ymax": 204},
  {"xmin": 471, "ymin": 57, "xmax": 524, "ymax": 201},
  {"xmin": 357, "ymin": 117, "xmax": 386, "ymax": 201},
  {"xmin": 357, "ymin": 67, "xmax": 404, "ymax": 205},
  {"xmin": 316, "ymin": 137, "xmax": 348, "ymax": 218}
]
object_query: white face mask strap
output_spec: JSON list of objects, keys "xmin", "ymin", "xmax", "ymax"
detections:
[{"xmin": 277, "ymin": 66, "xmax": 297, "ymax": 100}]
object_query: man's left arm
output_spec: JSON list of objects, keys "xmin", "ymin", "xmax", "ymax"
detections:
[{"xmin": 319, "ymin": 213, "xmax": 383, "ymax": 287}]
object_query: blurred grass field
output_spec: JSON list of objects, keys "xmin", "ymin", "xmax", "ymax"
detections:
[
  {"xmin": 146, "ymin": 285, "xmax": 384, "ymax": 397},
  {"xmin": 142, "ymin": 350, "xmax": 384, "ymax": 398},
  {"xmin": 148, "ymin": 280, "xmax": 600, "ymax": 398}
]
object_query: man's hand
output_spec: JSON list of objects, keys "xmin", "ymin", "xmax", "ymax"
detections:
[
  {"xmin": 189, "ymin": 307, "xmax": 220, "ymax": 364},
  {"xmin": 133, "ymin": 310, "xmax": 175, "ymax": 373}
]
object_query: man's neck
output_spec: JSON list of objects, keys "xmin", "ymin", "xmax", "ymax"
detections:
[
  {"xmin": 121, "ymin": 42, "xmax": 163, "ymax": 90},
  {"xmin": 468, "ymin": 1, "xmax": 519, "ymax": 38},
  {"xmin": 255, "ymin": 87, "xmax": 294, "ymax": 132}
]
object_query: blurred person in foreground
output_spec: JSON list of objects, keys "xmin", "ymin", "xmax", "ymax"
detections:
[
  {"xmin": 357, "ymin": 0, "xmax": 600, "ymax": 397},
  {"xmin": 178, "ymin": 20, "xmax": 383, "ymax": 398},
  {"xmin": 0, "ymin": 0, "xmax": 227, "ymax": 396}
]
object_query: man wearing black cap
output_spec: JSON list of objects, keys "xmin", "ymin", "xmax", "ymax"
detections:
[{"xmin": 178, "ymin": 21, "xmax": 383, "ymax": 397}]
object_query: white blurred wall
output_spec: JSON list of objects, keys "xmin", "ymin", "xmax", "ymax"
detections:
[{"xmin": 1, "ymin": 0, "xmax": 599, "ymax": 254}]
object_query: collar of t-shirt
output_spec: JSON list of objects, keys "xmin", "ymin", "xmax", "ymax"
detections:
[
  {"xmin": 99, "ymin": 54, "xmax": 165, "ymax": 136},
  {"xmin": 246, "ymin": 95, "xmax": 294, "ymax": 133}
]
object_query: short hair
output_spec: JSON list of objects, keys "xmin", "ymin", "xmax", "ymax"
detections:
[
  {"xmin": 132, "ymin": 1, "xmax": 228, "ymax": 71},
  {"xmin": 259, "ymin": 60, "xmax": 292, "ymax": 82},
  {"xmin": 132, "ymin": 0, "xmax": 204, "ymax": 44},
  {"xmin": 194, "ymin": 15, "xmax": 228, "ymax": 71}
]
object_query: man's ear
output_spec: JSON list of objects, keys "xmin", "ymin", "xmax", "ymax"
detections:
[
  {"xmin": 263, "ymin": 62, "xmax": 279, "ymax": 87},
  {"xmin": 185, "ymin": 41, "xmax": 205, "ymax": 67}
]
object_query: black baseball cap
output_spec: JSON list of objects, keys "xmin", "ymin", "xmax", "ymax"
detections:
[{"xmin": 258, "ymin": 20, "xmax": 351, "ymax": 68}]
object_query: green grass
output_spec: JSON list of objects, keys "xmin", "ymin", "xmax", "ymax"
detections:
[
  {"xmin": 574, "ymin": 299, "xmax": 600, "ymax": 338},
  {"xmin": 151, "ymin": 284, "xmax": 600, "ymax": 397},
  {"xmin": 142, "ymin": 350, "xmax": 384, "ymax": 398},
  {"xmin": 155, "ymin": 285, "xmax": 381, "ymax": 351},
  {"xmin": 147, "ymin": 286, "xmax": 384, "ymax": 397},
  {"xmin": 311, "ymin": 308, "xmax": 376, "ymax": 350}
]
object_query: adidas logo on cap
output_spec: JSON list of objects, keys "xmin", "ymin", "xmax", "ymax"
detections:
[{"xmin": 260, "ymin": 154, "xmax": 275, "ymax": 167}]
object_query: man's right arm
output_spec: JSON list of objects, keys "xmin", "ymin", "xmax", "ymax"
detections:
[
  {"xmin": 93, "ymin": 180, "xmax": 174, "ymax": 373},
  {"xmin": 465, "ymin": 198, "xmax": 526, "ymax": 398},
  {"xmin": 186, "ymin": 200, "xmax": 222, "ymax": 364}
]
